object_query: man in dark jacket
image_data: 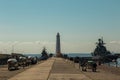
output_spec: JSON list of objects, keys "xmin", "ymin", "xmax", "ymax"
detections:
[{"xmin": 92, "ymin": 62, "xmax": 97, "ymax": 72}]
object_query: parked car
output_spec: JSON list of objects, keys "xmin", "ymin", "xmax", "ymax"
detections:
[
  {"xmin": 87, "ymin": 60, "xmax": 94, "ymax": 69},
  {"xmin": 7, "ymin": 58, "xmax": 19, "ymax": 71}
]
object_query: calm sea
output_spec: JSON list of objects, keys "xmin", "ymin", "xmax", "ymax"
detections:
[
  {"xmin": 67, "ymin": 53, "xmax": 92, "ymax": 57},
  {"xmin": 23, "ymin": 53, "xmax": 41, "ymax": 58},
  {"xmin": 24, "ymin": 53, "xmax": 120, "ymax": 67}
]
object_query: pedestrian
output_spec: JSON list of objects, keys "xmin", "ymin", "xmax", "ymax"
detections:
[
  {"xmin": 81, "ymin": 60, "xmax": 87, "ymax": 71},
  {"xmin": 92, "ymin": 62, "xmax": 97, "ymax": 72}
]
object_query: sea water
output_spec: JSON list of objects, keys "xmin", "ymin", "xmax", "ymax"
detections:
[
  {"xmin": 67, "ymin": 53, "xmax": 92, "ymax": 57},
  {"xmin": 110, "ymin": 58, "xmax": 120, "ymax": 67},
  {"xmin": 23, "ymin": 53, "xmax": 41, "ymax": 58}
]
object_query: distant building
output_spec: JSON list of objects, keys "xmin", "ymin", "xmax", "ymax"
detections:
[{"xmin": 56, "ymin": 33, "xmax": 62, "ymax": 57}]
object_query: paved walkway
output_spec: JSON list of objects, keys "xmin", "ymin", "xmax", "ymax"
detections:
[
  {"xmin": 49, "ymin": 58, "xmax": 91, "ymax": 80},
  {"xmin": 8, "ymin": 58, "xmax": 91, "ymax": 80},
  {"xmin": 8, "ymin": 59, "xmax": 54, "ymax": 80}
]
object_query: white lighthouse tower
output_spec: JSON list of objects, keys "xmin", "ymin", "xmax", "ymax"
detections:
[{"xmin": 56, "ymin": 32, "xmax": 62, "ymax": 57}]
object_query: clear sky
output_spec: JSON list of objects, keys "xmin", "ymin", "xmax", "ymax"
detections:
[{"xmin": 0, "ymin": 0, "xmax": 120, "ymax": 54}]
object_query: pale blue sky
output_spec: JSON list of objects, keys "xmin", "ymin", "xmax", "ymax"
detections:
[{"xmin": 0, "ymin": 0, "xmax": 120, "ymax": 53}]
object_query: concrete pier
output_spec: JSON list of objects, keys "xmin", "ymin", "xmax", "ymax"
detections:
[
  {"xmin": 8, "ymin": 58, "xmax": 120, "ymax": 80},
  {"xmin": 8, "ymin": 58, "xmax": 91, "ymax": 80},
  {"xmin": 49, "ymin": 58, "xmax": 91, "ymax": 80},
  {"xmin": 8, "ymin": 59, "xmax": 54, "ymax": 80}
]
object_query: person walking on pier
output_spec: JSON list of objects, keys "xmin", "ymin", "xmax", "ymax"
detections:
[
  {"xmin": 81, "ymin": 60, "xmax": 87, "ymax": 71},
  {"xmin": 92, "ymin": 62, "xmax": 97, "ymax": 72}
]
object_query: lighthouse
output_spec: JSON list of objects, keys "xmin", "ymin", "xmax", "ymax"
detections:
[{"xmin": 56, "ymin": 33, "xmax": 62, "ymax": 57}]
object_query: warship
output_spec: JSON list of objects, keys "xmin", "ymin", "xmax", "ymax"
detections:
[{"xmin": 91, "ymin": 38, "xmax": 118, "ymax": 63}]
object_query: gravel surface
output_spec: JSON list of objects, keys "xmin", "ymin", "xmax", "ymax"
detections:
[
  {"xmin": 74, "ymin": 63, "xmax": 120, "ymax": 80},
  {"xmin": 0, "ymin": 65, "xmax": 32, "ymax": 80}
]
